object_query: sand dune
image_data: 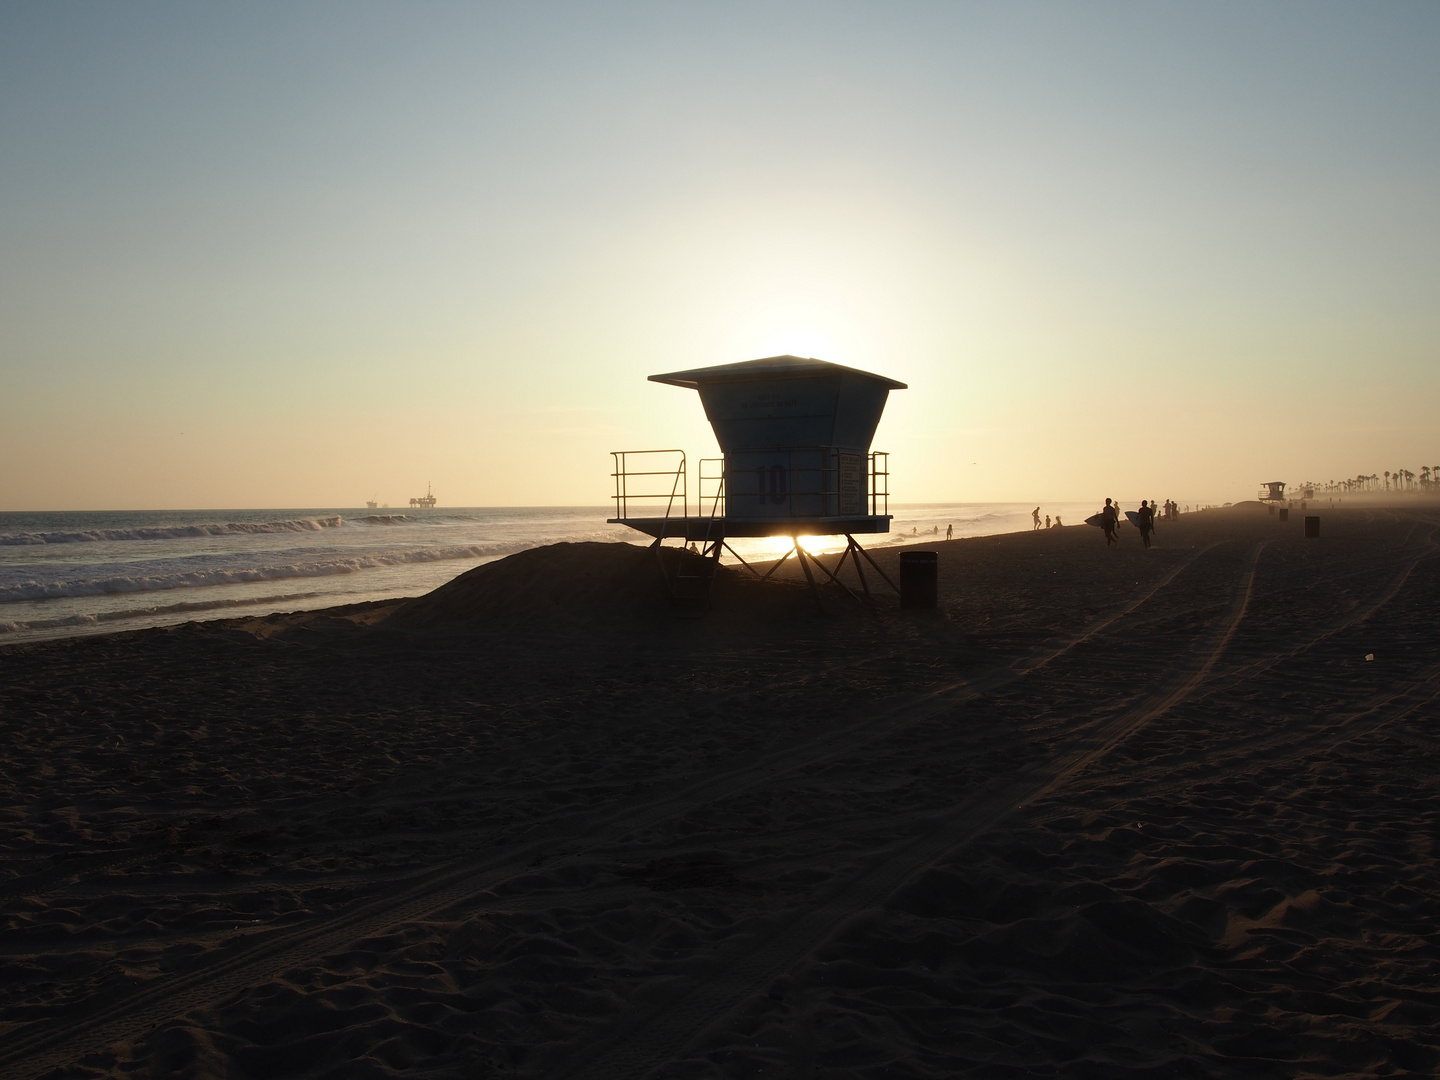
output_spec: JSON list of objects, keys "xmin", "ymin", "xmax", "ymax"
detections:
[{"xmin": 1, "ymin": 505, "xmax": 1436, "ymax": 1078}]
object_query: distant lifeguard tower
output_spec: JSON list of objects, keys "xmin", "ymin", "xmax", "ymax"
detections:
[
  {"xmin": 1257, "ymin": 481, "xmax": 1286, "ymax": 502},
  {"xmin": 610, "ymin": 355, "xmax": 906, "ymax": 608}
]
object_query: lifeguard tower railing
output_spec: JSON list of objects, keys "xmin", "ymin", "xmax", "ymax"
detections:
[
  {"xmin": 610, "ymin": 447, "xmax": 892, "ymax": 540},
  {"xmin": 611, "ymin": 448, "xmax": 688, "ymax": 524}
]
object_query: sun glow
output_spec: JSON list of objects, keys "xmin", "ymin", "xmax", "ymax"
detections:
[
  {"xmin": 751, "ymin": 328, "xmax": 845, "ymax": 364},
  {"xmin": 728, "ymin": 534, "xmax": 851, "ymax": 564}
]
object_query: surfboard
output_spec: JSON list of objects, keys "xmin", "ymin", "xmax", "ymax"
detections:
[
  {"xmin": 1085, "ymin": 513, "xmax": 1106, "ymax": 527},
  {"xmin": 1125, "ymin": 510, "xmax": 1143, "ymax": 527}
]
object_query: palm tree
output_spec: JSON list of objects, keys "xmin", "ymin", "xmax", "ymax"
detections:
[{"xmin": 1385, "ymin": 470, "xmax": 1391, "ymax": 490}]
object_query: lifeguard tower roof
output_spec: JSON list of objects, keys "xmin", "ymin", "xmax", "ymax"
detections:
[
  {"xmin": 649, "ymin": 355, "xmax": 906, "ymax": 456},
  {"xmin": 650, "ymin": 355, "xmax": 907, "ymax": 391}
]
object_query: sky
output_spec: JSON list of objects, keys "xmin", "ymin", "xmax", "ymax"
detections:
[{"xmin": 2, "ymin": 1, "xmax": 1437, "ymax": 510}]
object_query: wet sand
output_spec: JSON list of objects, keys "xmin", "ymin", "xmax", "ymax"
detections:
[{"xmin": 1, "ymin": 503, "xmax": 1437, "ymax": 1079}]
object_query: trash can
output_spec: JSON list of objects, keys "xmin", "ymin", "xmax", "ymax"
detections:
[
  {"xmin": 1304, "ymin": 516, "xmax": 1320, "ymax": 538},
  {"xmin": 1278, "ymin": 508, "xmax": 1289, "ymax": 522},
  {"xmin": 900, "ymin": 550, "xmax": 938, "ymax": 609}
]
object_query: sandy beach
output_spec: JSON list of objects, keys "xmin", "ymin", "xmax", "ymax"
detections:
[{"xmin": 1, "ymin": 503, "xmax": 1437, "ymax": 1079}]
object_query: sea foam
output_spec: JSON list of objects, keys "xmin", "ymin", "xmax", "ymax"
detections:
[{"xmin": 0, "ymin": 543, "xmax": 517, "ymax": 602}]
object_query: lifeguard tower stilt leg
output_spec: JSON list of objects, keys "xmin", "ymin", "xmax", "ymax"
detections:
[
  {"xmin": 801, "ymin": 545, "xmax": 863, "ymax": 604},
  {"xmin": 848, "ymin": 536, "xmax": 899, "ymax": 595},
  {"xmin": 758, "ymin": 533, "xmax": 901, "ymax": 613}
]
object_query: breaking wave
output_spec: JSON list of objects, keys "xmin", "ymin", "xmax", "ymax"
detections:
[
  {"xmin": 0, "ymin": 516, "xmax": 344, "ymax": 546},
  {"xmin": 0, "ymin": 543, "xmax": 518, "ymax": 602}
]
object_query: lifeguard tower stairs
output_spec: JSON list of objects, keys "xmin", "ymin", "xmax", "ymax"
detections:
[{"xmin": 610, "ymin": 355, "xmax": 906, "ymax": 612}]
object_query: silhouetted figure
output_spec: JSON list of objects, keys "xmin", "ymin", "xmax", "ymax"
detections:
[
  {"xmin": 1055, "ymin": 514, "xmax": 1063, "ymax": 527},
  {"xmin": 1102, "ymin": 498, "xmax": 1119, "ymax": 547},
  {"xmin": 1032, "ymin": 507, "xmax": 1041, "ymax": 530},
  {"xmin": 946, "ymin": 523, "xmax": 952, "ymax": 540},
  {"xmin": 1137, "ymin": 500, "xmax": 1155, "ymax": 548},
  {"xmin": 1045, "ymin": 514, "xmax": 1051, "ymax": 529}
]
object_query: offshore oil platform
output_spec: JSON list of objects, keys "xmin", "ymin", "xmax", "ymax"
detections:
[{"xmin": 609, "ymin": 355, "xmax": 906, "ymax": 609}]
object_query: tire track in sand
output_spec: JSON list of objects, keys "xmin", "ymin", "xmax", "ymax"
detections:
[
  {"xmin": 1197, "ymin": 527, "xmax": 1437, "ymax": 698},
  {"xmin": 551, "ymin": 542, "xmax": 1265, "ymax": 1080},
  {"xmin": 1040, "ymin": 659, "xmax": 1440, "ymax": 822},
  {"xmin": 1041, "ymin": 537, "xmax": 1440, "ymax": 813},
  {"xmin": 0, "ymin": 545, "xmax": 1219, "ymax": 1080}
]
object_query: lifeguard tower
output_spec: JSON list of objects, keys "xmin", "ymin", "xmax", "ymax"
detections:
[
  {"xmin": 1258, "ymin": 481, "xmax": 1286, "ymax": 502},
  {"xmin": 610, "ymin": 355, "xmax": 906, "ymax": 608}
]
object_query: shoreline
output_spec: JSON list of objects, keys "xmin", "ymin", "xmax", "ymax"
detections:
[{"xmin": 0, "ymin": 501, "xmax": 1106, "ymax": 647}]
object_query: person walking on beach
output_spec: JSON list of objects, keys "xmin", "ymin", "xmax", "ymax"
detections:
[
  {"xmin": 1032, "ymin": 507, "xmax": 1041, "ymax": 530},
  {"xmin": 946, "ymin": 523, "xmax": 952, "ymax": 540},
  {"xmin": 1102, "ymin": 498, "xmax": 1119, "ymax": 547},
  {"xmin": 1137, "ymin": 499, "xmax": 1155, "ymax": 549}
]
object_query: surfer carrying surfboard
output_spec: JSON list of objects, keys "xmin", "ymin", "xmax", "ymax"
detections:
[
  {"xmin": 1136, "ymin": 500, "xmax": 1155, "ymax": 548},
  {"xmin": 1101, "ymin": 498, "xmax": 1119, "ymax": 546},
  {"xmin": 1084, "ymin": 500, "xmax": 1120, "ymax": 545}
]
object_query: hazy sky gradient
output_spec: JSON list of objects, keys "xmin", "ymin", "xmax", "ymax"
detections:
[{"xmin": 3, "ymin": 2, "xmax": 1437, "ymax": 509}]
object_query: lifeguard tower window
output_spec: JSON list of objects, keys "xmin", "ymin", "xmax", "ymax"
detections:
[{"xmin": 611, "ymin": 355, "xmax": 906, "ymax": 541}]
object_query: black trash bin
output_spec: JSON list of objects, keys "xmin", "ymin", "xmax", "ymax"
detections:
[
  {"xmin": 900, "ymin": 550, "xmax": 938, "ymax": 609},
  {"xmin": 1304, "ymin": 516, "xmax": 1320, "ymax": 538}
]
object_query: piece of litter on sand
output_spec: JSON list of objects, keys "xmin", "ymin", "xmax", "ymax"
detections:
[{"xmin": 1365, "ymin": 653, "xmax": 1375, "ymax": 661}]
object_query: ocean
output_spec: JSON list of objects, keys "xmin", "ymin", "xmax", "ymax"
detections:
[{"xmin": 0, "ymin": 502, "xmax": 1100, "ymax": 645}]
